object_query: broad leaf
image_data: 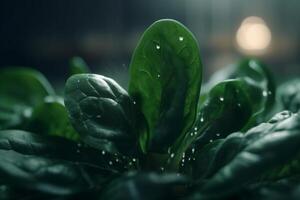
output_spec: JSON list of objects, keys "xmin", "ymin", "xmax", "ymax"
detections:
[
  {"xmin": 0, "ymin": 130, "xmax": 129, "ymax": 195},
  {"xmin": 0, "ymin": 68, "xmax": 55, "ymax": 130},
  {"xmin": 191, "ymin": 111, "xmax": 300, "ymax": 198},
  {"xmin": 25, "ymin": 96, "xmax": 80, "ymax": 141},
  {"xmin": 129, "ymin": 19, "xmax": 202, "ymax": 154},
  {"xmin": 100, "ymin": 171, "xmax": 188, "ymax": 200},
  {"xmin": 65, "ymin": 74, "xmax": 143, "ymax": 156},
  {"xmin": 205, "ymin": 59, "xmax": 275, "ymax": 123}
]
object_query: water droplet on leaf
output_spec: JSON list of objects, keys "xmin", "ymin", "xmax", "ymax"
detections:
[{"xmin": 262, "ymin": 91, "xmax": 268, "ymax": 97}]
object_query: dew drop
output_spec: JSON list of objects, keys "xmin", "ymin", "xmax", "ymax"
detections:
[
  {"xmin": 129, "ymin": 162, "xmax": 133, "ymax": 166},
  {"xmin": 209, "ymin": 139, "xmax": 213, "ymax": 143},
  {"xmin": 77, "ymin": 143, "xmax": 82, "ymax": 147},
  {"xmin": 167, "ymin": 148, "xmax": 171, "ymax": 154},
  {"xmin": 268, "ymin": 91, "xmax": 272, "ymax": 95},
  {"xmin": 194, "ymin": 127, "xmax": 198, "ymax": 131},
  {"xmin": 216, "ymin": 133, "xmax": 220, "ymax": 137},
  {"xmin": 188, "ymin": 157, "xmax": 191, "ymax": 161},
  {"xmin": 101, "ymin": 150, "xmax": 106, "ymax": 155},
  {"xmin": 133, "ymin": 101, "xmax": 136, "ymax": 105},
  {"xmin": 191, "ymin": 148, "xmax": 195, "ymax": 154},
  {"xmin": 179, "ymin": 36, "xmax": 184, "ymax": 41},
  {"xmin": 157, "ymin": 74, "xmax": 161, "ymax": 78},
  {"xmin": 182, "ymin": 159, "xmax": 185, "ymax": 163},
  {"xmin": 200, "ymin": 117, "xmax": 204, "ymax": 122},
  {"xmin": 262, "ymin": 91, "xmax": 268, "ymax": 97},
  {"xmin": 190, "ymin": 132, "xmax": 194, "ymax": 136},
  {"xmin": 76, "ymin": 149, "xmax": 80, "ymax": 153},
  {"xmin": 96, "ymin": 115, "xmax": 101, "ymax": 118},
  {"xmin": 237, "ymin": 103, "xmax": 241, "ymax": 107},
  {"xmin": 160, "ymin": 167, "xmax": 165, "ymax": 171},
  {"xmin": 156, "ymin": 44, "xmax": 161, "ymax": 50},
  {"xmin": 109, "ymin": 161, "xmax": 113, "ymax": 165},
  {"xmin": 116, "ymin": 158, "xmax": 119, "ymax": 163},
  {"xmin": 132, "ymin": 158, "xmax": 136, "ymax": 162},
  {"xmin": 23, "ymin": 109, "xmax": 32, "ymax": 118},
  {"xmin": 182, "ymin": 153, "xmax": 185, "ymax": 158},
  {"xmin": 170, "ymin": 153, "xmax": 175, "ymax": 158},
  {"xmin": 77, "ymin": 80, "xmax": 80, "ymax": 83},
  {"xmin": 220, "ymin": 97, "xmax": 224, "ymax": 102}
]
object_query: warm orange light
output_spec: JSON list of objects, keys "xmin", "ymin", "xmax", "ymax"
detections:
[{"xmin": 236, "ymin": 16, "xmax": 272, "ymax": 54}]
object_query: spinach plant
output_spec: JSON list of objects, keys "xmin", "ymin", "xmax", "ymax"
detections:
[{"xmin": 0, "ymin": 19, "xmax": 299, "ymax": 200}]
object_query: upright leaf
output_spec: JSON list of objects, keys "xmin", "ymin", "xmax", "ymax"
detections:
[
  {"xmin": 69, "ymin": 57, "xmax": 91, "ymax": 75},
  {"xmin": 129, "ymin": 19, "xmax": 202, "ymax": 153},
  {"xmin": 205, "ymin": 59, "xmax": 275, "ymax": 122}
]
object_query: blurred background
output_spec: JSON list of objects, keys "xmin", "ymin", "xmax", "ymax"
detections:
[{"xmin": 0, "ymin": 0, "xmax": 299, "ymax": 88}]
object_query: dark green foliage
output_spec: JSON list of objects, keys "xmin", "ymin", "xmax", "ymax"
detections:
[
  {"xmin": 0, "ymin": 19, "xmax": 299, "ymax": 200},
  {"xmin": 128, "ymin": 19, "xmax": 202, "ymax": 154},
  {"xmin": 0, "ymin": 68, "xmax": 55, "ymax": 130},
  {"xmin": 100, "ymin": 172, "xmax": 188, "ymax": 200},
  {"xmin": 277, "ymin": 79, "xmax": 300, "ymax": 113},
  {"xmin": 64, "ymin": 74, "xmax": 143, "ymax": 156}
]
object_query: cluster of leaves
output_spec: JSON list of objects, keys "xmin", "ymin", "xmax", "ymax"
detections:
[{"xmin": 0, "ymin": 19, "xmax": 300, "ymax": 200}]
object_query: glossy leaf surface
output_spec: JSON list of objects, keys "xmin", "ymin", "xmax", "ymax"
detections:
[
  {"xmin": 129, "ymin": 19, "xmax": 202, "ymax": 153},
  {"xmin": 25, "ymin": 96, "xmax": 80, "ymax": 141},
  {"xmin": 65, "ymin": 74, "xmax": 142, "ymax": 156},
  {"xmin": 191, "ymin": 111, "xmax": 300, "ymax": 198}
]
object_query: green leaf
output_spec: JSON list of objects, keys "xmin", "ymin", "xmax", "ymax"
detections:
[
  {"xmin": 100, "ymin": 171, "xmax": 188, "ymax": 200},
  {"xmin": 69, "ymin": 57, "xmax": 91, "ymax": 75},
  {"xmin": 0, "ymin": 68, "xmax": 55, "ymax": 130},
  {"xmin": 240, "ymin": 178, "xmax": 300, "ymax": 200},
  {"xmin": 205, "ymin": 59, "xmax": 275, "ymax": 123},
  {"xmin": 277, "ymin": 79, "xmax": 300, "ymax": 113},
  {"xmin": 0, "ymin": 150, "xmax": 104, "ymax": 195},
  {"xmin": 176, "ymin": 59, "xmax": 275, "ymax": 162},
  {"xmin": 0, "ymin": 130, "xmax": 130, "ymax": 172},
  {"xmin": 64, "ymin": 74, "xmax": 143, "ymax": 156},
  {"xmin": 0, "ymin": 130, "xmax": 128, "ymax": 195},
  {"xmin": 25, "ymin": 96, "xmax": 80, "ymax": 141},
  {"xmin": 191, "ymin": 111, "xmax": 300, "ymax": 198},
  {"xmin": 129, "ymin": 19, "xmax": 202, "ymax": 154},
  {"xmin": 174, "ymin": 79, "xmax": 258, "ymax": 155}
]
